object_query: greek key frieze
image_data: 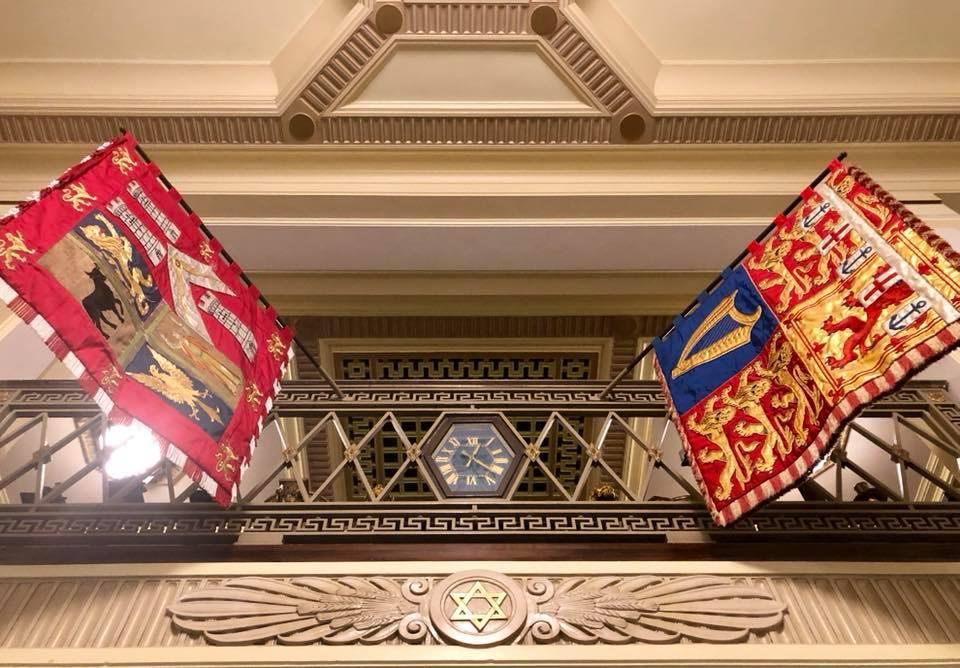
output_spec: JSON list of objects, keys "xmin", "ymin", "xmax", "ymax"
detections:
[
  {"xmin": 0, "ymin": 379, "xmax": 949, "ymax": 420},
  {"xmin": 2, "ymin": 505, "xmax": 958, "ymax": 541}
]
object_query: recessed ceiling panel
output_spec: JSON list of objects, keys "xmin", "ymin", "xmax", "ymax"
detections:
[
  {"xmin": 337, "ymin": 42, "xmax": 598, "ymax": 114},
  {"xmin": 0, "ymin": 0, "xmax": 322, "ymax": 62},
  {"xmin": 609, "ymin": 0, "xmax": 960, "ymax": 62}
]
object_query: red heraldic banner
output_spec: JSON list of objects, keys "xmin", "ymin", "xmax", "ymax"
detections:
[
  {"xmin": 0, "ymin": 134, "xmax": 292, "ymax": 504},
  {"xmin": 653, "ymin": 160, "xmax": 960, "ymax": 525}
]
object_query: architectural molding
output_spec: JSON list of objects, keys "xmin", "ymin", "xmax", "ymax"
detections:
[
  {"xmin": 577, "ymin": 0, "xmax": 960, "ymax": 115},
  {"xmin": 586, "ymin": 0, "xmax": 960, "ymax": 114},
  {"xmin": 4, "ymin": 110, "xmax": 955, "ymax": 150},
  {"xmin": 3, "ymin": 148, "xmax": 954, "ymax": 278},
  {"xmin": 6, "ymin": 560, "xmax": 960, "ymax": 577},
  {"xmin": 0, "ymin": 62, "xmax": 281, "ymax": 114},
  {"xmin": 3, "ymin": 1, "xmax": 959, "ymax": 145},
  {"xmin": 273, "ymin": 0, "xmax": 375, "ymax": 112},
  {"xmin": 0, "ymin": 377, "xmax": 949, "ymax": 418},
  {"xmin": 3, "ymin": 645, "xmax": 959, "ymax": 668},
  {"xmin": 653, "ymin": 62, "xmax": 960, "ymax": 114},
  {"xmin": 0, "ymin": 114, "xmax": 283, "ymax": 147},
  {"xmin": 653, "ymin": 113, "xmax": 960, "ymax": 145},
  {"xmin": 1, "ymin": 562, "xmax": 959, "ymax": 664},
  {"xmin": 2, "ymin": 502, "xmax": 960, "ymax": 541},
  {"xmin": 275, "ymin": 0, "xmax": 647, "ymax": 145},
  {"xmin": 3, "ymin": 144, "xmax": 960, "ymax": 201},
  {"xmin": 250, "ymin": 271, "xmax": 713, "ymax": 316},
  {"xmin": 2, "ymin": 146, "xmax": 953, "ymax": 279},
  {"xmin": 329, "ymin": 37, "xmax": 606, "ymax": 116},
  {"xmin": 561, "ymin": 0, "xmax": 658, "ymax": 111},
  {"xmin": 165, "ymin": 571, "xmax": 785, "ymax": 646}
]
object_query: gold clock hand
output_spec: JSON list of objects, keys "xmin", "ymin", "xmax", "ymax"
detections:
[
  {"xmin": 460, "ymin": 438, "xmax": 497, "ymax": 469},
  {"xmin": 472, "ymin": 458, "xmax": 499, "ymax": 474}
]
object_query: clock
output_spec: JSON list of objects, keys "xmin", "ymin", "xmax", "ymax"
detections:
[{"xmin": 421, "ymin": 414, "xmax": 525, "ymax": 499}]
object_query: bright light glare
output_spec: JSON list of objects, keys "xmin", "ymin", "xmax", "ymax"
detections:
[{"xmin": 103, "ymin": 422, "xmax": 162, "ymax": 480}]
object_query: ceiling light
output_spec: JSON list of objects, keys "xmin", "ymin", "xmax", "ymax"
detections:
[{"xmin": 102, "ymin": 422, "xmax": 162, "ymax": 480}]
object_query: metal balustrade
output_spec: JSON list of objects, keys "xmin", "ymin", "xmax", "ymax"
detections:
[{"xmin": 0, "ymin": 379, "xmax": 958, "ymax": 541}]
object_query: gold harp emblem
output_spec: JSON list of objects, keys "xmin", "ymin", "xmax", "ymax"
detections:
[{"xmin": 671, "ymin": 290, "xmax": 761, "ymax": 379}]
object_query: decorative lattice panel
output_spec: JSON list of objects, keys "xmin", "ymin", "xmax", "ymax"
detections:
[
  {"xmin": 336, "ymin": 353, "xmax": 595, "ymax": 499},
  {"xmin": 293, "ymin": 315, "xmax": 671, "ymax": 499}
]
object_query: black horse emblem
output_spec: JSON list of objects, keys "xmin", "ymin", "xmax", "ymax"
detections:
[{"xmin": 82, "ymin": 266, "xmax": 125, "ymax": 336}]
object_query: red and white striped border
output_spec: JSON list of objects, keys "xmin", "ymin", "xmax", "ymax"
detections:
[
  {"xmin": 0, "ymin": 134, "xmax": 293, "ymax": 506},
  {"xmin": 0, "ymin": 273, "xmax": 240, "ymax": 504}
]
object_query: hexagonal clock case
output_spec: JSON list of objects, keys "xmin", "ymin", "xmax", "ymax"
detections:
[{"xmin": 421, "ymin": 414, "xmax": 526, "ymax": 499}]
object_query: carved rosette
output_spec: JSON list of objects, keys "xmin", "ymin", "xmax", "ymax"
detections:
[{"xmin": 168, "ymin": 572, "xmax": 785, "ymax": 647}]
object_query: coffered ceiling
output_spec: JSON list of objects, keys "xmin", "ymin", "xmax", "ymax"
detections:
[
  {"xmin": 2, "ymin": 0, "xmax": 960, "ymax": 303},
  {"xmin": 0, "ymin": 0, "xmax": 319, "ymax": 61},
  {"xmin": 1, "ymin": 0, "xmax": 958, "ymax": 145},
  {"xmin": 614, "ymin": 0, "xmax": 960, "ymax": 62}
]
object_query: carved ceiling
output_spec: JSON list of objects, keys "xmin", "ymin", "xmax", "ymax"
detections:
[{"xmin": 1, "ymin": 0, "xmax": 958, "ymax": 145}]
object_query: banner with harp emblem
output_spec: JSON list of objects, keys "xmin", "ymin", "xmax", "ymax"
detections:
[
  {"xmin": 0, "ymin": 133, "xmax": 293, "ymax": 505},
  {"xmin": 654, "ymin": 159, "xmax": 960, "ymax": 526}
]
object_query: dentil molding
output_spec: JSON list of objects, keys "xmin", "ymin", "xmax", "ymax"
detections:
[{"xmin": 1, "ymin": 1, "xmax": 959, "ymax": 146}]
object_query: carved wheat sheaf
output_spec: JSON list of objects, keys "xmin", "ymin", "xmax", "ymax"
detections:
[
  {"xmin": 167, "ymin": 576, "xmax": 431, "ymax": 645},
  {"xmin": 528, "ymin": 575, "xmax": 785, "ymax": 644}
]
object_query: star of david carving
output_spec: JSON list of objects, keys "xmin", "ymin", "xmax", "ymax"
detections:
[{"xmin": 448, "ymin": 581, "xmax": 508, "ymax": 632}]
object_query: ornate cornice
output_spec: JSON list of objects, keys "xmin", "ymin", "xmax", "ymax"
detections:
[
  {"xmin": 0, "ymin": 114, "xmax": 283, "ymax": 145},
  {"xmin": 653, "ymin": 112, "xmax": 960, "ymax": 145},
  {"xmin": 2, "ymin": 1, "xmax": 958, "ymax": 146},
  {"xmin": 3, "ymin": 111, "xmax": 958, "ymax": 146},
  {"xmin": 295, "ymin": 18, "xmax": 387, "ymax": 116},
  {"xmin": 299, "ymin": 114, "xmax": 612, "ymax": 145}
]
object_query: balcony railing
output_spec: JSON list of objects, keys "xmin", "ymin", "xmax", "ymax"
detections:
[{"xmin": 0, "ymin": 379, "xmax": 958, "ymax": 544}]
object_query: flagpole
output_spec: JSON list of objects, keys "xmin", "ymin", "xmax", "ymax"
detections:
[
  {"xmin": 597, "ymin": 151, "xmax": 847, "ymax": 400},
  {"xmin": 126, "ymin": 135, "xmax": 346, "ymax": 400}
]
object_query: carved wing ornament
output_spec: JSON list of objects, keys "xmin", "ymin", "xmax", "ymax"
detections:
[
  {"xmin": 529, "ymin": 575, "xmax": 786, "ymax": 644},
  {"xmin": 168, "ymin": 572, "xmax": 785, "ymax": 647},
  {"xmin": 167, "ymin": 576, "xmax": 431, "ymax": 645}
]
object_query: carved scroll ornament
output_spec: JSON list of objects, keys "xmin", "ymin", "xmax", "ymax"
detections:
[{"xmin": 168, "ymin": 571, "xmax": 785, "ymax": 647}]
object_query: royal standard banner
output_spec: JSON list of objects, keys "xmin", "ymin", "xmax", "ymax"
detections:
[
  {"xmin": 0, "ymin": 133, "xmax": 292, "ymax": 505},
  {"xmin": 653, "ymin": 159, "xmax": 960, "ymax": 525}
]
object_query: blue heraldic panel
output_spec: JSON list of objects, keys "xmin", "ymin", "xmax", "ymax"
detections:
[{"xmin": 654, "ymin": 265, "xmax": 778, "ymax": 416}]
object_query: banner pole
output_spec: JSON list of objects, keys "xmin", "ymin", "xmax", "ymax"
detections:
[
  {"xmin": 125, "ymin": 132, "xmax": 346, "ymax": 400},
  {"xmin": 597, "ymin": 151, "xmax": 847, "ymax": 400}
]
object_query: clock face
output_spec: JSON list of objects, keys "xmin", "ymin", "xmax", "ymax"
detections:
[{"xmin": 429, "ymin": 422, "xmax": 517, "ymax": 497}]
